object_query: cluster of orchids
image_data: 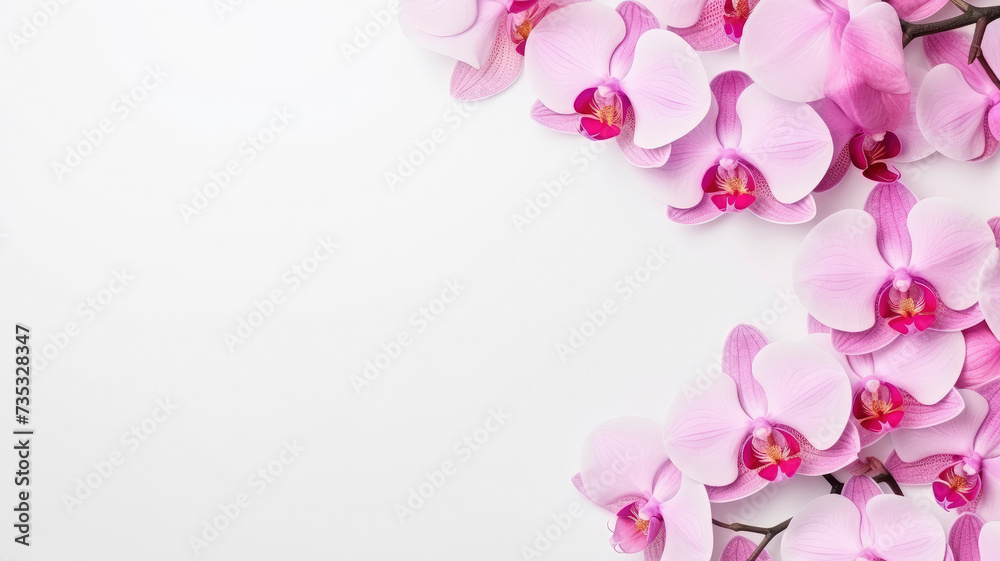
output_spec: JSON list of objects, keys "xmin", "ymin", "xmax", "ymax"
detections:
[
  {"xmin": 574, "ymin": 180, "xmax": 1000, "ymax": 561},
  {"xmin": 401, "ymin": 0, "xmax": 1000, "ymax": 224}
]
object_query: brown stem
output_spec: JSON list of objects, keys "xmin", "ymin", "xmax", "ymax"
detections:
[
  {"xmin": 873, "ymin": 471, "xmax": 905, "ymax": 496},
  {"xmin": 899, "ymin": 4, "xmax": 1000, "ymax": 91},
  {"xmin": 823, "ymin": 473, "xmax": 844, "ymax": 495},
  {"xmin": 712, "ymin": 518, "xmax": 792, "ymax": 561}
]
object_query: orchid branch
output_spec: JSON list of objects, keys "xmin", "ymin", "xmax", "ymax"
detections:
[
  {"xmin": 899, "ymin": 1, "xmax": 1000, "ymax": 89},
  {"xmin": 873, "ymin": 470, "xmax": 905, "ymax": 496},
  {"xmin": 712, "ymin": 518, "xmax": 791, "ymax": 561}
]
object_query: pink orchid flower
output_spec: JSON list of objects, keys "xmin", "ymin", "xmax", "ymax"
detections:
[
  {"xmin": 918, "ymin": 29, "xmax": 1000, "ymax": 161},
  {"xmin": 740, "ymin": 0, "xmax": 910, "ymax": 142},
  {"xmin": 572, "ymin": 417, "xmax": 713, "ymax": 561},
  {"xmin": 656, "ymin": 70, "xmax": 833, "ymax": 225},
  {"xmin": 961, "ymin": 322, "xmax": 1000, "ymax": 389},
  {"xmin": 399, "ymin": 0, "xmax": 587, "ymax": 100},
  {"xmin": 664, "ymin": 325, "xmax": 858, "ymax": 502},
  {"xmin": 889, "ymin": 0, "xmax": 950, "ymax": 21},
  {"xmin": 948, "ymin": 513, "xmax": 1000, "ymax": 561},
  {"xmin": 887, "ymin": 380, "xmax": 1000, "ymax": 517},
  {"xmin": 668, "ymin": 0, "xmax": 760, "ymax": 53},
  {"xmin": 794, "ymin": 181, "xmax": 993, "ymax": 355},
  {"xmin": 782, "ymin": 476, "xmax": 947, "ymax": 561},
  {"xmin": 525, "ymin": 2, "xmax": 710, "ymax": 168},
  {"xmin": 720, "ymin": 536, "xmax": 772, "ymax": 561},
  {"xmin": 810, "ymin": 331, "xmax": 966, "ymax": 448}
]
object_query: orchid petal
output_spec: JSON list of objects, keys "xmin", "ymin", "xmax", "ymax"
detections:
[
  {"xmin": 794, "ymin": 209, "xmax": 893, "ymax": 333},
  {"xmin": 781, "ymin": 494, "xmax": 864, "ymax": 561},
  {"xmin": 530, "ymin": 100, "xmax": 580, "ymax": 133},
  {"xmin": 735, "ymin": 85, "xmax": 834, "ymax": 203},
  {"xmin": 666, "ymin": 196, "xmax": 725, "ymax": 224},
  {"xmin": 402, "ymin": 0, "xmax": 506, "ymax": 68},
  {"xmin": 722, "ymin": 324, "xmax": 769, "ymax": 418},
  {"xmin": 898, "ymin": 388, "xmax": 965, "ymax": 429},
  {"xmin": 831, "ymin": 321, "xmax": 899, "ymax": 354},
  {"xmin": 907, "ymin": 197, "xmax": 995, "ymax": 311},
  {"xmin": 706, "ymin": 464, "xmax": 769, "ymax": 502},
  {"xmin": 610, "ymin": 1, "xmax": 660, "ymax": 79},
  {"xmin": 524, "ymin": 3, "xmax": 624, "ymax": 114},
  {"xmin": 863, "ymin": 181, "xmax": 917, "ymax": 270},
  {"xmin": 712, "ymin": 70, "xmax": 753, "ymax": 148},
  {"xmin": 842, "ymin": 476, "xmax": 881, "ymax": 539},
  {"xmin": 664, "ymin": 374, "xmax": 751, "ymax": 486},
  {"xmin": 980, "ymin": 248, "xmax": 1000, "ymax": 338},
  {"xmin": 932, "ymin": 302, "xmax": 984, "ymax": 332},
  {"xmin": 917, "ymin": 64, "xmax": 991, "ymax": 161},
  {"xmin": 659, "ymin": 477, "xmax": 713, "ymax": 561},
  {"xmin": 960, "ymin": 322, "xmax": 1000, "ymax": 388},
  {"xmin": 980, "ymin": 521, "xmax": 1000, "ymax": 560},
  {"xmin": 891, "ymin": 389, "xmax": 986, "ymax": 462},
  {"xmin": 642, "ymin": 0, "xmax": 710, "ymax": 28},
  {"xmin": 580, "ymin": 417, "xmax": 677, "ymax": 508},
  {"xmin": 400, "ymin": 0, "xmax": 480, "ymax": 38},
  {"xmin": 795, "ymin": 422, "xmax": 861, "ymax": 475},
  {"xmin": 740, "ymin": 0, "xmax": 834, "ymax": 102},
  {"xmin": 450, "ymin": 19, "xmax": 523, "ymax": 100},
  {"xmin": 748, "ymin": 175, "xmax": 818, "ymax": 225},
  {"xmin": 884, "ymin": 451, "xmax": 958, "ymax": 483},
  {"xmin": 872, "ymin": 330, "xmax": 965, "ymax": 404},
  {"xmin": 618, "ymin": 108, "xmax": 672, "ymax": 167},
  {"xmin": 949, "ymin": 513, "xmax": 985, "ymax": 561},
  {"xmin": 888, "ymin": 0, "xmax": 949, "ymax": 21},
  {"xmin": 653, "ymin": 99, "xmax": 723, "ymax": 209},
  {"xmin": 924, "ymin": 31, "xmax": 996, "ymax": 96},
  {"xmin": 721, "ymin": 536, "xmax": 772, "ymax": 561},
  {"xmin": 867, "ymin": 495, "xmax": 947, "ymax": 561},
  {"xmin": 752, "ymin": 340, "xmax": 852, "ymax": 450},
  {"xmin": 896, "ymin": 63, "xmax": 936, "ymax": 163},
  {"xmin": 619, "ymin": 29, "xmax": 712, "ymax": 149}
]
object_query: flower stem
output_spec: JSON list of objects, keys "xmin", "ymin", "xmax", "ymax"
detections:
[
  {"xmin": 712, "ymin": 518, "xmax": 791, "ymax": 561},
  {"xmin": 873, "ymin": 470, "xmax": 905, "ymax": 496},
  {"xmin": 823, "ymin": 473, "xmax": 844, "ymax": 494}
]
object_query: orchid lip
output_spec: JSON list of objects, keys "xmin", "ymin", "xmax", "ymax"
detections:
[
  {"xmin": 741, "ymin": 424, "xmax": 802, "ymax": 482},
  {"xmin": 877, "ymin": 278, "xmax": 938, "ymax": 334},
  {"xmin": 852, "ymin": 378, "xmax": 904, "ymax": 433}
]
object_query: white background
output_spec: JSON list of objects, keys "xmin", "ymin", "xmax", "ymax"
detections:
[{"xmin": 0, "ymin": 1, "xmax": 995, "ymax": 560}]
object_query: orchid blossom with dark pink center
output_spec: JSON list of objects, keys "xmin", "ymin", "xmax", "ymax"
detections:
[
  {"xmin": 525, "ymin": 2, "xmax": 710, "ymax": 168},
  {"xmin": 740, "ymin": 0, "xmax": 910, "ymax": 145},
  {"xmin": 794, "ymin": 182, "xmax": 993, "ymax": 355},
  {"xmin": 657, "ymin": 71, "xmax": 833, "ymax": 225},
  {"xmin": 887, "ymin": 379, "xmax": 1000, "ymax": 517},
  {"xmin": 948, "ymin": 513, "xmax": 1000, "ymax": 561},
  {"xmin": 664, "ymin": 325, "xmax": 858, "ymax": 502},
  {"xmin": 782, "ymin": 476, "xmax": 947, "ymax": 561},
  {"xmin": 918, "ymin": 28, "xmax": 1000, "ymax": 162},
  {"xmin": 399, "ymin": 0, "xmax": 587, "ymax": 100},
  {"xmin": 572, "ymin": 417, "xmax": 712, "ymax": 561},
  {"xmin": 811, "ymin": 331, "xmax": 966, "ymax": 449}
]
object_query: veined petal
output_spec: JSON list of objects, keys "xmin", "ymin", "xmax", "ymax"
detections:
[
  {"xmin": 658, "ymin": 477, "xmax": 713, "ymax": 561},
  {"xmin": 836, "ymin": 2, "xmax": 909, "ymax": 128},
  {"xmin": 667, "ymin": 196, "xmax": 725, "ymax": 224},
  {"xmin": 735, "ymin": 85, "xmax": 833, "ymax": 204},
  {"xmin": 722, "ymin": 324, "xmax": 769, "ymax": 418},
  {"xmin": 740, "ymin": 0, "xmax": 835, "ymax": 102},
  {"xmin": 872, "ymin": 330, "xmax": 965, "ymax": 404},
  {"xmin": 867, "ymin": 495, "xmax": 947, "ymax": 561},
  {"xmin": 530, "ymin": 100, "xmax": 580, "ymax": 133},
  {"xmin": 907, "ymin": 197, "xmax": 995, "ymax": 311},
  {"xmin": 960, "ymin": 322, "xmax": 1000, "ymax": 388},
  {"xmin": 891, "ymin": 389, "xmax": 986, "ymax": 462},
  {"xmin": 924, "ymin": 31, "xmax": 996, "ymax": 97},
  {"xmin": 619, "ymin": 29, "xmax": 712, "ymax": 149},
  {"xmin": 617, "ymin": 108, "xmax": 672, "ymax": 167},
  {"xmin": 917, "ymin": 64, "xmax": 991, "ymax": 161},
  {"xmin": 898, "ymin": 388, "xmax": 965, "ymax": 429},
  {"xmin": 642, "ymin": 0, "xmax": 711, "ymax": 28},
  {"xmin": 978, "ymin": 458, "xmax": 1000, "ymax": 520},
  {"xmin": 523, "ymin": 3, "xmax": 624, "ymax": 114},
  {"xmin": 781, "ymin": 494, "xmax": 864, "ymax": 561},
  {"xmin": 664, "ymin": 374, "xmax": 751, "ymax": 486},
  {"xmin": 888, "ymin": 0, "xmax": 949, "ymax": 21},
  {"xmin": 400, "ymin": 0, "xmax": 480, "ymax": 37},
  {"xmin": 401, "ymin": 0, "xmax": 506, "ymax": 68},
  {"xmin": 863, "ymin": 181, "xmax": 917, "ymax": 270},
  {"xmin": 794, "ymin": 209, "xmax": 893, "ymax": 333},
  {"xmin": 721, "ymin": 536, "xmax": 772, "ymax": 561},
  {"xmin": 652, "ymin": 99, "xmax": 723, "ymax": 209},
  {"xmin": 747, "ymin": 177, "xmax": 818, "ymax": 225},
  {"xmin": 752, "ymin": 340, "xmax": 852, "ymax": 450},
  {"xmin": 450, "ymin": 16, "xmax": 523, "ymax": 100},
  {"xmin": 610, "ymin": 1, "xmax": 660, "ymax": 79},
  {"xmin": 712, "ymin": 70, "xmax": 753, "ymax": 148},
  {"xmin": 579, "ymin": 417, "xmax": 676, "ymax": 507},
  {"xmin": 979, "ymin": 248, "xmax": 1000, "ymax": 339},
  {"xmin": 896, "ymin": 63, "xmax": 936, "ymax": 163},
  {"xmin": 980, "ymin": 521, "xmax": 1000, "ymax": 560},
  {"xmin": 948, "ymin": 512, "xmax": 985, "ymax": 561}
]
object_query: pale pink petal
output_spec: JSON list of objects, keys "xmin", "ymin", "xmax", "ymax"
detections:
[
  {"xmin": 972, "ymin": 379, "xmax": 1000, "ymax": 457},
  {"xmin": 400, "ymin": 0, "xmax": 480, "ymax": 37},
  {"xmin": 948, "ymin": 512, "xmax": 985, "ymax": 561},
  {"xmin": 924, "ymin": 31, "xmax": 996, "ymax": 96},
  {"xmin": 811, "ymin": 97, "xmax": 861, "ymax": 158},
  {"xmin": 931, "ymin": 302, "xmax": 984, "ymax": 332},
  {"xmin": 907, "ymin": 198, "xmax": 995, "ymax": 310},
  {"xmin": 814, "ymin": 144, "xmax": 852, "ymax": 193},
  {"xmin": 891, "ymin": 389, "xmax": 987, "ymax": 462},
  {"xmin": 896, "ymin": 63, "xmax": 936, "ymax": 163},
  {"xmin": 781, "ymin": 495, "xmax": 864, "ymax": 561},
  {"xmin": 619, "ymin": 29, "xmax": 712, "ymax": 149},
  {"xmin": 960, "ymin": 322, "xmax": 1000, "ymax": 388},
  {"xmin": 917, "ymin": 64, "xmax": 991, "ymax": 161},
  {"xmin": 722, "ymin": 325, "xmax": 769, "ymax": 417},
  {"xmin": 652, "ymin": 99, "xmax": 723, "ymax": 209},
  {"xmin": 644, "ymin": 530, "xmax": 665, "ymax": 561},
  {"xmin": 664, "ymin": 374, "xmax": 751, "ymax": 486},
  {"xmin": 523, "ymin": 3, "xmax": 624, "ymax": 114},
  {"xmin": 658, "ymin": 477, "xmax": 713, "ymax": 561},
  {"xmin": 863, "ymin": 181, "xmax": 917, "ymax": 270},
  {"xmin": 808, "ymin": 315, "xmax": 831, "ymax": 334},
  {"xmin": 884, "ymin": 451, "xmax": 957, "ymax": 483},
  {"xmin": 867, "ymin": 494, "xmax": 947, "ymax": 561},
  {"xmin": 979, "ymin": 248, "xmax": 1000, "ymax": 338},
  {"xmin": 831, "ymin": 321, "xmax": 900, "ymax": 354},
  {"xmin": 721, "ymin": 536, "xmax": 772, "ymax": 561},
  {"xmin": 990, "ymin": 105, "xmax": 1000, "ymax": 143},
  {"xmin": 618, "ymin": 108, "xmax": 672, "ymax": 167},
  {"xmin": 739, "ymin": 0, "xmax": 834, "ymax": 102},
  {"xmin": 610, "ymin": 1, "xmax": 660, "ymax": 79},
  {"xmin": 752, "ymin": 340, "xmax": 853, "ymax": 449},
  {"xmin": 530, "ymin": 100, "xmax": 579, "ymax": 133},
  {"xmin": 735, "ymin": 84, "xmax": 834, "ymax": 203},
  {"xmin": 667, "ymin": 197, "xmax": 725, "ymax": 224},
  {"xmin": 579, "ymin": 417, "xmax": 677, "ymax": 507},
  {"xmin": 980, "ymin": 521, "xmax": 1000, "ymax": 559},
  {"xmin": 796, "ymin": 422, "xmax": 861, "ymax": 475},
  {"xmin": 871, "ymin": 329, "xmax": 965, "ymax": 404},
  {"xmin": 748, "ymin": 176, "xmax": 818, "ymax": 225},
  {"xmin": 842, "ymin": 475, "xmax": 881, "ymax": 539},
  {"xmin": 670, "ymin": 0, "xmax": 742, "ymax": 53},
  {"xmin": 898, "ymin": 388, "xmax": 965, "ymax": 429},
  {"xmin": 401, "ymin": 0, "xmax": 506, "ymax": 68},
  {"xmin": 641, "ymin": 0, "xmax": 710, "ymax": 28},
  {"xmin": 712, "ymin": 70, "xmax": 753, "ymax": 148},
  {"xmin": 889, "ymin": 0, "xmax": 949, "ymax": 21},
  {"xmin": 450, "ymin": 16, "xmax": 523, "ymax": 100},
  {"xmin": 706, "ymin": 464, "xmax": 769, "ymax": 502},
  {"xmin": 794, "ymin": 210, "xmax": 893, "ymax": 333},
  {"xmin": 977, "ymin": 458, "xmax": 1000, "ymax": 521}
]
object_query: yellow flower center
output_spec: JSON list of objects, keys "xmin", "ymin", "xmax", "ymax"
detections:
[
  {"xmin": 897, "ymin": 297, "xmax": 917, "ymax": 318},
  {"xmin": 596, "ymin": 105, "xmax": 618, "ymax": 124},
  {"xmin": 517, "ymin": 20, "xmax": 533, "ymax": 40},
  {"xmin": 722, "ymin": 175, "xmax": 749, "ymax": 195},
  {"xmin": 634, "ymin": 518, "xmax": 650, "ymax": 534}
]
